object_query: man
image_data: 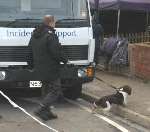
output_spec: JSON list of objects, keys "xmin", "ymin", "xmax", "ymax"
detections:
[
  {"xmin": 29, "ymin": 15, "xmax": 68, "ymax": 121},
  {"xmin": 92, "ymin": 14, "xmax": 104, "ymax": 65}
]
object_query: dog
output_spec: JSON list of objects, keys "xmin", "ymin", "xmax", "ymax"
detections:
[{"xmin": 92, "ymin": 85, "xmax": 132, "ymax": 112}]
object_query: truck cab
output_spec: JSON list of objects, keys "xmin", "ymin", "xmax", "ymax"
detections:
[{"xmin": 0, "ymin": 0, "xmax": 95, "ymax": 99}]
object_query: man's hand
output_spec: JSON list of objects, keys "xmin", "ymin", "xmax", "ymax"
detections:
[
  {"xmin": 67, "ymin": 60, "xmax": 72, "ymax": 65},
  {"xmin": 60, "ymin": 61, "xmax": 71, "ymax": 65}
]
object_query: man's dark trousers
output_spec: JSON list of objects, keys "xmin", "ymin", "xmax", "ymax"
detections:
[{"xmin": 42, "ymin": 78, "xmax": 63, "ymax": 107}]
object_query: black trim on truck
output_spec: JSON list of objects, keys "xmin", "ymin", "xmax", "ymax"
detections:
[
  {"xmin": 0, "ymin": 46, "xmax": 31, "ymax": 62},
  {"xmin": 0, "ymin": 45, "xmax": 88, "ymax": 62},
  {"xmin": 63, "ymin": 45, "xmax": 88, "ymax": 60}
]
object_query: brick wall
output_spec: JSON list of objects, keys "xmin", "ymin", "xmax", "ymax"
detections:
[{"xmin": 129, "ymin": 43, "xmax": 150, "ymax": 80}]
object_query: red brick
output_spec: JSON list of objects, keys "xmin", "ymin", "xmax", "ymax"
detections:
[{"xmin": 129, "ymin": 43, "xmax": 150, "ymax": 79}]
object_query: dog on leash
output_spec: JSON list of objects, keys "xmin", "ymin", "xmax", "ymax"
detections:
[{"xmin": 92, "ymin": 85, "xmax": 132, "ymax": 112}]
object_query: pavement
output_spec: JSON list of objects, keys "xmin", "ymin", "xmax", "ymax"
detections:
[
  {"xmin": 1, "ymin": 96, "xmax": 143, "ymax": 132},
  {"xmin": 82, "ymin": 69, "xmax": 150, "ymax": 129}
]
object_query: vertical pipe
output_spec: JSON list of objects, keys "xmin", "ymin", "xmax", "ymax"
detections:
[
  {"xmin": 71, "ymin": 0, "xmax": 74, "ymax": 18},
  {"xmin": 146, "ymin": 12, "xmax": 149, "ymax": 31},
  {"xmin": 117, "ymin": 9, "xmax": 120, "ymax": 40},
  {"xmin": 94, "ymin": 0, "xmax": 99, "ymax": 10},
  {"xmin": 94, "ymin": 0, "xmax": 99, "ymax": 24}
]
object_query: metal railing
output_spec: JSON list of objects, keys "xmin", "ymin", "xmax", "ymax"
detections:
[{"xmin": 104, "ymin": 32, "xmax": 150, "ymax": 43}]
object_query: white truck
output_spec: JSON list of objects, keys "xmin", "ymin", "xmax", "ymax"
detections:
[{"xmin": 0, "ymin": 0, "xmax": 95, "ymax": 99}]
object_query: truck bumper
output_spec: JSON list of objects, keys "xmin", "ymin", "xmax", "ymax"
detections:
[{"xmin": 0, "ymin": 64, "xmax": 95, "ymax": 89}]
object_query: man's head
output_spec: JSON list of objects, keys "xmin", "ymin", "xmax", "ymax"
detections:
[{"xmin": 43, "ymin": 15, "xmax": 55, "ymax": 28}]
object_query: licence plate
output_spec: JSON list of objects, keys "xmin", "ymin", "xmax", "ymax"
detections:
[{"xmin": 29, "ymin": 81, "xmax": 42, "ymax": 88}]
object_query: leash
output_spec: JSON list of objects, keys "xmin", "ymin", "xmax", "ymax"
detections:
[{"xmin": 95, "ymin": 76, "xmax": 119, "ymax": 90}]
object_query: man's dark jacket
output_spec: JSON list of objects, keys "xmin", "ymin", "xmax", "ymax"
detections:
[{"xmin": 29, "ymin": 24, "xmax": 67, "ymax": 81}]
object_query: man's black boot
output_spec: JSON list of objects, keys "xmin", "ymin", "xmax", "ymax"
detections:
[
  {"xmin": 34, "ymin": 106, "xmax": 57, "ymax": 121},
  {"xmin": 34, "ymin": 106, "xmax": 50, "ymax": 121},
  {"xmin": 46, "ymin": 107, "xmax": 58, "ymax": 119}
]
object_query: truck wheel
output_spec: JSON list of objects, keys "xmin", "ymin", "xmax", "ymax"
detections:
[{"xmin": 62, "ymin": 80, "xmax": 82, "ymax": 100}]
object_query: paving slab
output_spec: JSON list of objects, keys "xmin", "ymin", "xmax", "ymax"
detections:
[{"xmin": 83, "ymin": 70, "xmax": 150, "ymax": 129}]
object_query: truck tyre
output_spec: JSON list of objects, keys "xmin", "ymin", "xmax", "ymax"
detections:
[{"xmin": 62, "ymin": 79, "xmax": 82, "ymax": 100}]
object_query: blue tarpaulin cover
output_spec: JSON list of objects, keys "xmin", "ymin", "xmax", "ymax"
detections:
[{"xmin": 90, "ymin": 0, "xmax": 150, "ymax": 11}]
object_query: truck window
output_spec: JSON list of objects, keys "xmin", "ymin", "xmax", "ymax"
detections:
[{"xmin": 0, "ymin": 0, "xmax": 89, "ymax": 27}]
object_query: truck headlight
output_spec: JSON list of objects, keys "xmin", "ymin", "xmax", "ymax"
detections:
[
  {"xmin": 0, "ymin": 71, "xmax": 6, "ymax": 80},
  {"xmin": 78, "ymin": 67, "xmax": 94, "ymax": 78},
  {"xmin": 86, "ymin": 67, "xmax": 94, "ymax": 77},
  {"xmin": 78, "ymin": 69, "xmax": 86, "ymax": 78}
]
